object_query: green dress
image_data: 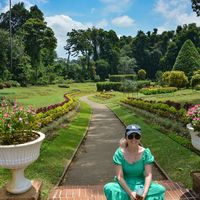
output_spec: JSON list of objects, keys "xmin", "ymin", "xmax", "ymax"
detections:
[{"xmin": 104, "ymin": 148, "xmax": 166, "ymax": 200}]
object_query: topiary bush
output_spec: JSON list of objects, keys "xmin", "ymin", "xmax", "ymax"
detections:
[
  {"xmin": 190, "ymin": 70, "xmax": 200, "ymax": 88},
  {"xmin": 172, "ymin": 39, "xmax": 200, "ymax": 77},
  {"xmin": 96, "ymin": 82, "xmax": 122, "ymax": 91},
  {"xmin": 162, "ymin": 71, "xmax": 188, "ymax": 88},
  {"xmin": 138, "ymin": 69, "xmax": 146, "ymax": 80}
]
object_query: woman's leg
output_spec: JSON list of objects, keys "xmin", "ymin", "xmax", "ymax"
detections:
[
  {"xmin": 104, "ymin": 182, "xmax": 130, "ymax": 200},
  {"xmin": 145, "ymin": 182, "xmax": 166, "ymax": 200}
]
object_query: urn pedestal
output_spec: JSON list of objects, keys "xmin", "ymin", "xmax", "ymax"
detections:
[
  {"xmin": 187, "ymin": 123, "xmax": 200, "ymax": 151},
  {"xmin": 0, "ymin": 131, "xmax": 45, "ymax": 194}
]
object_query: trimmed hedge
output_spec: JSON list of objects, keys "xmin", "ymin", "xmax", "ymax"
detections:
[
  {"xmin": 96, "ymin": 82, "xmax": 122, "ymax": 91},
  {"xmin": 137, "ymin": 80, "xmax": 151, "ymax": 89},
  {"xmin": 109, "ymin": 74, "xmax": 137, "ymax": 82},
  {"xmin": 139, "ymin": 86, "xmax": 177, "ymax": 95}
]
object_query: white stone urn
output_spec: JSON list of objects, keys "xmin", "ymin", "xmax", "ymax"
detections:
[
  {"xmin": 0, "ymin": 131, "xmax": 45, "ymax": 194},
  {"xmin": 187, "ymin": 123, "xmax": 200, "ymax": 151}
]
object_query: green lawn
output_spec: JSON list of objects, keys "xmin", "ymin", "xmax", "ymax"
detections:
[
  {"xmin": 0, "ymin": 83, "xmax": 96, "ymax": 108},
  {"xmin": 0, "ymin": 101, "xmax": 91, "ymax": 199},
  {"xmin": 90, "ymin": 88, "xmax": 200, "ymax": 105}
]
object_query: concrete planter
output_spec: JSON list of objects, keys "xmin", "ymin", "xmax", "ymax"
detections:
[
  {"xmin": 0, "ymin": 131, "xmax": 45, "ymax": 194},
  {"xmin": 191, "ymin": 171, "xmax": 200, "ymax": 198},
  {"xmin": 187, "ymin": 123, "xmax": 200, "ymax": 151}
]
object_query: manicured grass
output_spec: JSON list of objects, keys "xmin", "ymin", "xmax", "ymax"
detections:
[
  {"xmin": 90, "ymin": 89, "xmax": 200, "ymax": 105},
  {"xmin": 108, "ymin": 103, "xmax": 200, "ymax": 189},
  {"xmin": 0, "ymin": 101, "xmax": 92, "ymax": 199},
  {"xmin": 0, "ymin": 83, "xmax": 96, "ymax": 108},
  {"xmin": 140, "ymin": 89, "xmax": 200, "ymax": 104}
]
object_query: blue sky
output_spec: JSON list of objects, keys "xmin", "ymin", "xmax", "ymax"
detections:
[{"xmin": 0, "ymin": 0, "xmax": 199, "ymax": 58}]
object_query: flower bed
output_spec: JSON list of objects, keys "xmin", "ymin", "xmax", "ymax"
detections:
[
  {"xmin": 95, "ymin": 92, "xmax": 115, "ymax": 99},
  {"xmin": 187, "ymin": 104, "xmax": 200, "ymax": 132},
  {"xmin": 139, "ymin": 86, "xmax": 177, "ymax": 95},
  {"xmin": 0, "ymin": 99, "xmax": 36, "ymax": 145},
  {"xmin": 122, "ymin": 97, "xmax": 189, "ymax": 124},
  {"xmin": 34, "ymin": 94, "xmax": 76, "ymax": 128}
]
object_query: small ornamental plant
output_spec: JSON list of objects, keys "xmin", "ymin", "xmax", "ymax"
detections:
[
  {"xmin": 0, "ymin": 99, "xmax": 37, "ymax": 145},
  {"xmin": 187, "ymin": 104, "xmax": 200, "ymax": 132}
]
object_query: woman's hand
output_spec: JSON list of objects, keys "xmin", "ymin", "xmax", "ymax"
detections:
[
  {"xmin": 141, "ymin": 193, "xmax": 146, "ymax": 200},
  {"xmin": 129, "ymin": 191, "xmax": 137, "ymax": 200}
]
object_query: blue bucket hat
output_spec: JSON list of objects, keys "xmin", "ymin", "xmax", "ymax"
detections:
[{"xmin": 125, "ymin": 124, "xmax": 141, "ymax": 136}]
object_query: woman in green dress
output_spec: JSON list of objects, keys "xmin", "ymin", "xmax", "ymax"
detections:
[{"xmin": 104, "ymin": 124, "xmax": 166, "ymax": 200}]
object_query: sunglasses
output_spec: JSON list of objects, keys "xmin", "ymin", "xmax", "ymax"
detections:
[{"xmin": 127, "ymin": 133, "xmax": 141, "ymax": 140}]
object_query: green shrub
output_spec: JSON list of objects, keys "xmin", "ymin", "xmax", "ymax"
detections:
[
  {"xmin": 58, "ymin": 84, "xmax": 70, "ymax": 88},
  {"xmin": 190, "ymin": 74, "xmax": 200, "ymax": 87},
  {"xmin": 7, "ymin": 80, "xmax": 20, "ymax": 87},
  {"xmin": 169, "ymin": 71, "xmax": 188, "ymax": 88},
  {"xmin": 96, "ymin": 82, "xmax": 122, "ymax": 91},
  {"xmin": 139, "ymin": 87, "xmax": 177, "ymax": 95},
  {"xmin": 137, "ymin": 80, "xmax": 151, "ymax": 89},
  {"xmin": 0, "ymin": 84, "xmax": 4, "ymax": 89},
  {"xmin": 122, "ymin": 97, "xmax": 188, "ymax": 123},
  {"xmin": 3, "ymin": 82, "xmax": 11, "ymax": 88},
  {"xmin": 109, "ymin": 74, "xmax": 137, "ymax": 82},
  {"xmin": 194, "ymin": 84, "xmax": 200, "ymax": 90},
  {"xmin": 162, "ymin": 71, "xmax": 171, "ymax": 85},
  {"xmin": 138, "ymin": 69, "xmax": 146, "ymax": 80},
  {"xmin": 162, "ymin": 71, "xmax": 188, "ymax": 88}
]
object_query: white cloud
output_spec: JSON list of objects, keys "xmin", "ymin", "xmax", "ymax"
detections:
[
  {"xmin": 100, "ymin": 0, "xmax": 132, "ymax": 14},
  {"xmin": 45, "ymin": 15, "xmax": 92, "ymax": 58},
  {"xmin": 96, "ymin": 19, "xmax": 108, "ymax": 28},
  {"xmin": 154, "ymin": 0, "xmax": 200, "ymax": 31},
  {"xmin": 112, "ymin": 15, "xmax": 135, "ymax": 27}
]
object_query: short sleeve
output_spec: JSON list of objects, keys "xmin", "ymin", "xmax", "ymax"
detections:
[
  {"xmin": 143, "ymin": 148, "xmax": 154, "ymax": 165},
  {"xmin": 113, "ymin": 148, "xmax": 123, "ymax": 165}
]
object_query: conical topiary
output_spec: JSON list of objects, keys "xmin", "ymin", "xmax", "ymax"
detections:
[{"xmin": 172, "ymin": 39, "xmax": 200, "ymax": 77}]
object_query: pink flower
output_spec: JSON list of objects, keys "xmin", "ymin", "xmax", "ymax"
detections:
[{"xmin": 4, "ymin": 113, "xmax": 10, "ymax": 118}]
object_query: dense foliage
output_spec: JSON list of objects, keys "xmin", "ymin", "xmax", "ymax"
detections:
[
  {"xmin": 65, "ymin": 23, "xmax": 200, "ymax": 81},
  {"xmin": 0, "ymin": 2, "xmax": 200, "ymax": 85},
  {"xmin": 0, "ymin": 3, "xmax": 57, "ymax": 86}
]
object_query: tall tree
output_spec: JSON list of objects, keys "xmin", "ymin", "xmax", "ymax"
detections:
[
  {"xmin": 118, "ymin": 56, "xmax": 137, "ymax": 74},
  {"xmin": 29, "ymin": 5, "xmax": 44, "ymax": 21},
  {"xmin": 173, "ymin": 39, "xmax": 200, "ymax": 77},
  {"xmin": 0, "ymin": 29, "xmax": 9, "ymax": 80},
  {"xmin": 0, "ymin": 2, "xmax": 29, "ymax": 34},
  {"xmin": 22, "ymin": 18, "xmax": 49, "ymax": 83},
  {"xmin": 191, "ymin": 0, "xmax": 200, "ymax": 16}
]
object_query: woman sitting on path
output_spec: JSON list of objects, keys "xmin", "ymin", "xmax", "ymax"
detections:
[{"xmin": 104, "ymin": 124, "xmax": 166, "ymax": 200}]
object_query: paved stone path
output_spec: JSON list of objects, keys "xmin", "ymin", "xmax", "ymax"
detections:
[
  {"xmin": 60, "ymin": 96, "xmax": 164, "ymax": 186},
  {"xmin": 61, "ymin": 96, "xmax": 125, "ymax": 185}
]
